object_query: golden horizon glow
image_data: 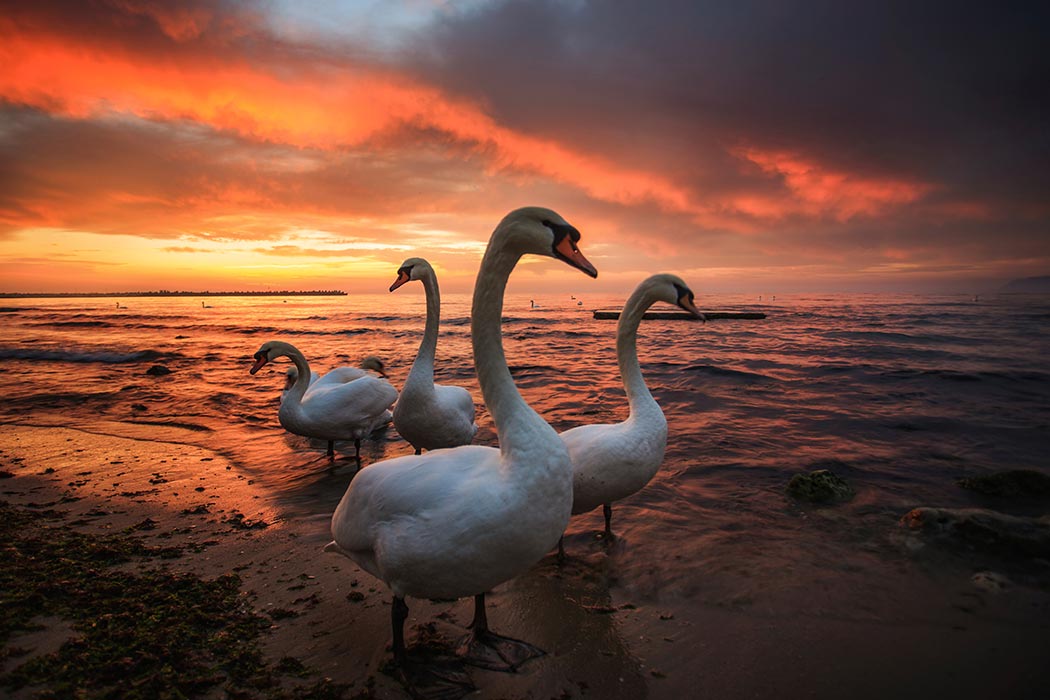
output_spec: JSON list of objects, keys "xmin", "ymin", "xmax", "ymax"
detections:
[{"xmin": 0, "ymin": 4, "xmax": 1043, "ymax": 296}]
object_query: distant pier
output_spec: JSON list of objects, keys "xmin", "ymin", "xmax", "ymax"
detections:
[
  {"xmin": 592, "ymin": 309, "xmax": 767, "ymax": 320},
  {"xmin": 0, "ymin": 290, "xmax": 347, "ymax": 299}
]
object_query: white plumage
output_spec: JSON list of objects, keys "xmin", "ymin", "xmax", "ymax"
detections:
[
  {"xmin": 251, "ymin": 342, "xmax": 397, "ymax": 459},
  {"xmin": 561, "ymin": 273, "xmax": 704, "ymax": 543},
  {"xmin": 325, "ymin": 207, "xmax": 598, "ymax": 678},
  {"xmin": 389, "ymin": 257, "xmax": 478, "ymax": 454}
]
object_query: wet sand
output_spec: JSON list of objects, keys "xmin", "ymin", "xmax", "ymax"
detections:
[{"xmin": 2, "ymin": 424, "xmax": 1049, "ymax": 699}]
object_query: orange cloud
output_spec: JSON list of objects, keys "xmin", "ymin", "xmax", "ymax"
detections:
[
  {"xmin": 733, "ymin": 146, "xmax": 931, "ymax": 221},
  {"xmin": 0, "ymin": 23, "xmax": 698, "ymax": 221}
]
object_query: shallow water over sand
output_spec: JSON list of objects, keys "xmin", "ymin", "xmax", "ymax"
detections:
[{"xmin": 2, "ymin": 290, "xmax": 1050, "ymax": 696}]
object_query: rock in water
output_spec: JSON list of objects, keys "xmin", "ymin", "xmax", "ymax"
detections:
[
  {"xmin": 900, "ymin": 507, "xmax": 1050, "ymax": 559},
  {"xmin": 146, "ymin": 365, "xmax": 172, "ymax": 376},
  {"xmin": 787, "ymin": 469, "xmax": 855, "ymax": 503},
  {"xmin": 957, "ymin": 469, "xmax": 1050, "ymax": 500}
]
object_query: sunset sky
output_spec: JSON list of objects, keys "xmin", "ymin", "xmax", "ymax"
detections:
[{"xmin": 1, "ymin": 0, "xmax": 1047, "ymax": 294}]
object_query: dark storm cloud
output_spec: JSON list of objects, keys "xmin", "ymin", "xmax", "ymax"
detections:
[{"xmin": 405, "ymin": 0, "xmax": 1050, "ymax": 210}]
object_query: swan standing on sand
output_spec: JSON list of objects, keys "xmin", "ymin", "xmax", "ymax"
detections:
[
  {"xmin": 559, "ymin": 274, "xmax": 704, "ymax": 553},
  {"xmin": 389, "ymin": 257, "xmax": 478, "ymax": 454},
  {"xmin": 326, "ymin": 207, "xmax": 597, "ymax": 693},
  {"xmin": 250, "ymin": 343, "xmax": 397, "ymax": 460}
]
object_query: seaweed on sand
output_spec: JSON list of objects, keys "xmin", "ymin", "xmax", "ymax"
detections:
[{"xmin": 0, "ymin": 501, "xmax": 350, "ymax": 699}]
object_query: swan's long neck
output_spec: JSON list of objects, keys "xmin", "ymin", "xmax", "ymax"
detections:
[
  {"xmin": 617, "ymin": 287, "xmax": 661, "ymax": 420},
  {"xmin": 471, "ymin": 242, "xmax": 555, "ymax": 458},
  {"xmin": 403, "ymin": 273, "xmax": 440, "ymax": 394},
  {"xmin": 282, "ymin": 347, "xmax": 313, "ymax": 404}
]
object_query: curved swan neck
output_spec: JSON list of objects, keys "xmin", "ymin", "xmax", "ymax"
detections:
[
  {"xmin": 471, "ymin": 242, "xmax": 550, "ymax": 455},
  {"xmin": 404, "ymin": 272, "xmax": 440, "ymax": 393},
  {"xmin": 617, "ymin": 287, "xmax": 659, "ymax": 415},
  {"xmin": 283, "ymin": 347, "xmax": 313, "ymax": 403}
]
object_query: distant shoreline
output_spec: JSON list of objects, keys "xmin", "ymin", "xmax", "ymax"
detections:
[{"xmin": 0, "ymin": 290, "xmax": 347, "ymax": 298}]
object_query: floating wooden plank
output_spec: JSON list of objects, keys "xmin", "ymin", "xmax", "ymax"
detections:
[{"xmin": 592, "ymin": 309, "xmax": 766, "ymax": 320}]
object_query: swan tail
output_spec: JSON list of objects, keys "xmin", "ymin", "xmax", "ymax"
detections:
[{"xmin": 323, "ymin": 540, "xmax": 352, "ymax": 558}]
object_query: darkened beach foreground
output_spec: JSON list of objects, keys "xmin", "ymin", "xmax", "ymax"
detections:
[{"xmin": 2, "ymin": 293, "xmax": 1050, "ymax": 698}]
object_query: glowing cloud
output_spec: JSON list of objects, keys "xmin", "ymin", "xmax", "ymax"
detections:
[{"xmin": 734, "ymin": 147, "xmax": 931, "ymax": 221}]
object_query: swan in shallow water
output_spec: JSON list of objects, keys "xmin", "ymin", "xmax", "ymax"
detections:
[
  {"xmin": 325, "ymin": 206, "xmax": 597, "ymax": 693},
  {"xmin": 389, "ymin": 257, "xmax": 478, "ymax": 454},
  {"xmin": 251, "ymin": 343, "xmax": 397, "ymax": 460},
  {"xmin": 559, "ymin": 273, "xmax": 704, "ymax": 552},
  {"xmin": 280, "ymin": 356, "xmax": 388, "ymax": 403}
]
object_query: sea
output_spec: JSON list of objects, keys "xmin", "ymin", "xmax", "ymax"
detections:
[{"xmin": 2, "ymin": 289, "xmax": 1050, "ymax": 694}]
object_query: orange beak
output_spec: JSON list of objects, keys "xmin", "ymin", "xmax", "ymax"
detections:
[
  {"xmin": 677, "ymin": 293, "xmax": 706, "ymax": 322},
  {"xmin": 249, "ymin": 354, "xmax": 269, "ymax": 375},
  {"xmin": 389, "ymin": 270, "xmax": 411, "ymax": 292},
  {"xmin": 553, "ymin": 236, "xmax": 598, "ymax": 278}
]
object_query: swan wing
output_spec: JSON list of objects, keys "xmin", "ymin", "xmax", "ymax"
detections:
[
  {"xmin": 561, "ymin": 420, "xmax": 667, "ymax": 514},
  {"xmin": 330, "ymin": 445, "xmax": 504, "ymax": 590},
  {"xmin": 310, "ymin": 366, "xmax": 367, "ymax": 391},
  {"xmin": 291, "ymin": 376, "xmax": 397, "ymax": 438},
  {"xmin": 434, "ymin": 383, "xmax": 477, "ymax": 425}
]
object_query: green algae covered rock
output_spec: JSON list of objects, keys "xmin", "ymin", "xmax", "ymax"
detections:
[{"xmin": 787, "ymin": 469, "xmax": 855, "ymax": 503}]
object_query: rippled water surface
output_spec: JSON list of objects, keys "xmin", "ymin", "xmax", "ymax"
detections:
[{"xmin": 2, "ymin": 290, "xmax": 1049, "ymax": 628}]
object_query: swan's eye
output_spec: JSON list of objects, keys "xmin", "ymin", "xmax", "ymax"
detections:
[{"xmin": 254, "ymin": 351, "xmax": 266, "ymax": 361}]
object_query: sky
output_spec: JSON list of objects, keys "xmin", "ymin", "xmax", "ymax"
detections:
[{"xmin": 1, "ymin": 0, "xmax": 1047, "ymax": 295}]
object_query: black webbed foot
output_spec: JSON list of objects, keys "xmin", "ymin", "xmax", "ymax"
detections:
[
  {"xmin": 457, "ymin": 628, "xmax": 545, "ymax": 671},
  {"xmin": 396, "ymin": 651, "xmax": 475, "ymax": 700}
]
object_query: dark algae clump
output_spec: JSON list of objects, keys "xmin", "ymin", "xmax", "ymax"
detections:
[
  {"xmin": 957, "ymin": 469, "xmax": 1050, "ymax": 500},
  {"xmin": 0, "ymin": 501, "xmax": 348, "ymax": 699},
  {"xmin": 786, "ymin": 469, "xmax": 855, "ymax": 503}
]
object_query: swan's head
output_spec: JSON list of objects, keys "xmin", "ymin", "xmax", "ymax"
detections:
[
  {"xmin": 494, "ymin": 207, "xmax": 598, "ymax": 278},
  {"xmin": 644, "ymin": 273, "xmax": 706, "ymax": 321},
  {"xmin": 250, "ymin": 340, "xmax": 294, "ymax": 375},
  {"xmin": 360, "ymin": 355, "xmax": 388, "ymax": 378},
  {"xmin": 389, "ymin": 257, "xmax": 433, "ymax": 292}
]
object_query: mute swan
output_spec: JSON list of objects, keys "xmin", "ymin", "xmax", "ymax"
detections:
[
  {"xmin": 251, "ymin": 343, "xmax": 397, "ymax": 460},
  {"xmin": 389, "ymin": 257, "xmax": 478, "ymax": 454},
  {"xmin": 559, "ymin": 274, "xmax": 704, "ymax": 552},
  {"xmin": 326, "ymin": 207, "xmax": 597, "ymax": 692},
  {"xmin": 281, "ymin": 357, "xmax": 387, "ymax": 403}
]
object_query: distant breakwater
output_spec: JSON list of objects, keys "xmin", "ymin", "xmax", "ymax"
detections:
[{"xmin": 0, "ymin": 290, "xmax": 348, "ymax": 298}]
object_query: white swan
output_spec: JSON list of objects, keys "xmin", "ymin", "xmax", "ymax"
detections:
[
  {"xmin": 281, "ymin": 357, "xmax": 387, "ymax": 402},
  {"xmin": 251, "ymin": 343, "xmax": 397, "ymax": 460},
  {"xmin": 325, "ymin": 207, "xmax": 597, "ymax": 691},
  {"xmin": 560, "ymin": 273, "xmax": 704, "ymax": 550},
  {"xmin": 389, "ymin": 257, "xmax": 478, "ymax": 454}
]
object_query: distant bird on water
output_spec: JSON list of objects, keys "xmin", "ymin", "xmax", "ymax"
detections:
[
  {"xmin": 558, "ymin": 273, "xmax": 705, "ymax": 554},
  {"xmin": 388, "ymin": 257, "xmax": 477, "ymax": 455},
  {"xmin": 250, "ymin": 342, "xmax": 397, "ymax": 460}
]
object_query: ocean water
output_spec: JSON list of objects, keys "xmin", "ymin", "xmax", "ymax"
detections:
[{"xmin": 2, "ymin": 290, "xmax": 1049, "ymax": 637}]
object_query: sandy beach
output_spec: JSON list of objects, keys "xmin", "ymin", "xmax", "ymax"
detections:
[{"xmin": 3, "ymin": 422, "xmax": 1049, "ymax": 699}]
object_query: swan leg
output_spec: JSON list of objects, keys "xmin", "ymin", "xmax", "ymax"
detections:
[
  {"xmin": 326, "ymin": 440, "xmax": 335, "ymax": 459},
  {"xmin": 414, "ymin": 446, "xmax": 422, "ymax": 456},
  {"xmin": 458, "ymin": 593, "xmax": 544, "ymax": 671},
  {"xmin": 602, "ymin": 503, "xmax": 617, "ymax": 542},
  {"xmin": 557, "ymin": 535, "xmax": 566, "ymax": 563},
  {"xmin": 392, "ymin": 595, "xmax": 409, "ymax": 663},
  {"xmin": 391, "ymin": 596, "xmax": 475, "ymax": 699},
  {"xmin": 354, "ymin": 438, "xmax": 362, "ymax": 461}
]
